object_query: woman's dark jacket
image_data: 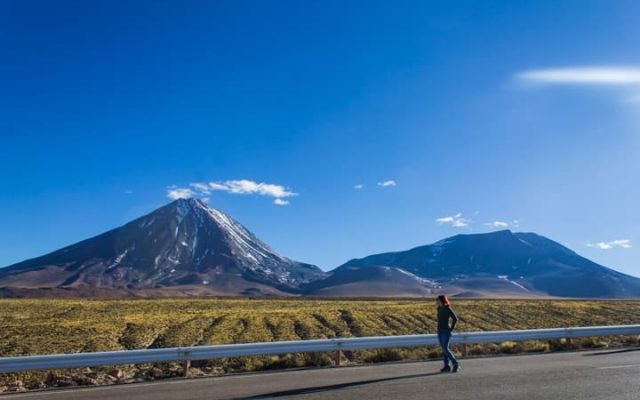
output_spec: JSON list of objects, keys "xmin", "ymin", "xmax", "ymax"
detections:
[{"xmin": 437, "ymin": 305, "xmax": 458, "ymax": 332}]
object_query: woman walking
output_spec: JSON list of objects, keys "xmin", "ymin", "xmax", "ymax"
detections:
[{"xmin": 436, "ymin": 295, "xmax": 460, "ymax": 373}]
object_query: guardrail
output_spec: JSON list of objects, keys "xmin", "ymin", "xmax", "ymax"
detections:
[{"xmin": 1, "ymin": 325, "xmax": 639, "ymax": 375}]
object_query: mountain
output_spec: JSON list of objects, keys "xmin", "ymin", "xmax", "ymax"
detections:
[
  {"xmin": 303, "ymin": 265, "xmax": 437, "ymax": 297},
  {"xmin": 3, "ymin": 206, "xmax": 638, "ymax": 299},
  {"xmin": 0, "ymin": 199, "xmax": 325, "ymax": 296},
  {"xmin": 336, "ymin": 230, "xmax": 640, "ymax": 298}
]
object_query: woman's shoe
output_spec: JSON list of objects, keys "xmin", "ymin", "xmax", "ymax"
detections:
[
  {"xmin": 440, "ymin": 366, "xmax": 451, "ymax": 373},
  {"xmin": 452, "ymin": 364, "xmax": 460, "ymax": 373}
]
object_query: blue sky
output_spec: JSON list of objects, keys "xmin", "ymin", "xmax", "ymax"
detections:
[{"xmin": 1, "ymin": 1, "xmax": 639, "ymax": 275}]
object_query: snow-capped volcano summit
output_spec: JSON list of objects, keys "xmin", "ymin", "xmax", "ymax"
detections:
[{"xmin": 0, "ymin": 198, "xmax": 325, "ymax": 296}]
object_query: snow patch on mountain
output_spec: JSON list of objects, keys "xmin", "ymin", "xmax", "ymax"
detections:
[
  {"xmin": 395, "ymin": 267, "xmax": 438, "ymax": 286},
  {"xmin": 498, "ymin": 275, "xmax": 529, "ymax": 291}
]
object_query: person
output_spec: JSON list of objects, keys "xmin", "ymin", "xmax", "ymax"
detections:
[{"xmin": 436, "ymin": 294, "xmax": 460, "ymax": 373}]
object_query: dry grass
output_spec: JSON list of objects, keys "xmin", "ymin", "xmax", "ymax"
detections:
[{"xmin": 1, "ymin": 299, "xmax": 639, "ymax": 392}]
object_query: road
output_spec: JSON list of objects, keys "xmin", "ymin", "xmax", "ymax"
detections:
[{"xmin": 3, "ymin": 348, "xmax": 640, "ymax": 400}]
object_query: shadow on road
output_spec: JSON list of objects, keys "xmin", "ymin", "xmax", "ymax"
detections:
[
  {"xmin": 238, "ymin": 372, "xmax": 442, "ymax": 399},
  {"xmin": 583, "ymin": 348, "xmax": 640, "ymax": 357}
]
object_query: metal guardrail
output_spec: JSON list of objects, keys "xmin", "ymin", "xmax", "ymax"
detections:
[{"xmin": 1, "ymin": 325, "xmax": 639, "ymax": 374}]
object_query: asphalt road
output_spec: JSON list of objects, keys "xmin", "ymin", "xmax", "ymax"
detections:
[{"xmin": 3, "ymin": 348, "xmax": 640, "ymax": 400}]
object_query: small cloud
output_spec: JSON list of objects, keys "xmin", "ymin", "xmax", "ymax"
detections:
[
  {"xmin": 377, "ymin": 180, "xmax": 397, "ymax": 187},
  {"xmin": 185, "ymin": 179, "xmax": 297, "ymax": 205},
  {"xmin": 354, "ymin": 184, "xmax": 365, "ymax": 190},
  {"xmin": 208, "ymin": 182, "xmax": 227, "ymax": 191},
  {"xmin": 484, "ymin": 220, "xmax": 520, "ymax": 229},
  {"xmin": 124, "ymin": 189, "xmax": 133, "ymax": 195},
  {"xmin": 166, "ymin": 186, "xmax": 195, "ymax": 200},
  {"xmin": 587, "ymin": 239, "xmax": 632, "ymax": 250},
  {"xmin": 436, "ymin": 212, "xmax": 470, "ymax": 228},
  {"xmin": 207, "ymin": 179, "xmax": 297, "ymax": 199},
  {"xmin": 516, "ymin": 66, "xmax": 640, "ymax": 86},
  {"xmin": 274, "ymin": 198, "xmax": 289, "ymax": 206},
  {"xmin": 190, "ymin": 182, "xmax": 211, "ymax": 194}
]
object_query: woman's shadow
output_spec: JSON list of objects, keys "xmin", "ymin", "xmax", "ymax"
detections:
[{"xmin": 240, "ymin": 371, "xmax": 442, "ymax": 399}]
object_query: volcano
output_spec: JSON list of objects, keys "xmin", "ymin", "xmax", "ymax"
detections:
[{"xmin": 0, "ymin": 199, "xmax": 326, "ymax": 297}]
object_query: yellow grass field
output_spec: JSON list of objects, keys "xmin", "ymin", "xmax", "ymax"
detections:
[{"xmin": 1, "ymin": 299, "xmax": 639, "ymax": 392}]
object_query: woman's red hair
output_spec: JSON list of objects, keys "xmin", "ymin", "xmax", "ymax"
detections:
[{"xmin": 437, "ymin": 295, "xmax": 451, "ymax": 306}]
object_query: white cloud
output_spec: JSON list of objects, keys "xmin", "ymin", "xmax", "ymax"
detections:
[
  {"xmin": 208, "ymin": 182, "xmax": 228, "ymax": 191},
  {"xmin": 354, "ymin": 184, "xmax": 365, "ymax": 190},
  {"xmin": 207, "ymin": 179, "xmax": 297, "ymax": 199},
  {"xmin": 587, "ymin": 239, "xmax": 632, "ymax": 250},
  {"xmin": 517, "ymin": 67, "xmax": 640, "ymax": 86},
  {"xmin": 377, "ymin": 180, "xmax": 397, "ymax": 187},
  {"xmin": 184, "ymin": 179, "xmax": 297, "ymax": 205},
  {"xmin": 190, "ymin": 182, "xmax": 211, "ymax": 194},
  {"xmin": 436, "ymin": 212, "xmax": 470, "ymax": 228},
  {"xmin": 484, "ymin": 220, "xmax": 520, "ymax": 229},
  {"xmin": 166, "ymin": 186, "xmax": 195, "ymax": 200}
]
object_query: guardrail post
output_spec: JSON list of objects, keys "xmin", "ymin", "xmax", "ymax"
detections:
[
  {"xmin": 334, "ymin": 350, "xmax": 343, "ymax": 366},
  {"xmin": 182, "ymin": 351, "xmax": 191, "ymax": 378},
  {"xmin": 458, "ymin": 334, "xmax": 468, "ymax": 358},
  {"xmin": 182, "ymin": 359, "xmax": 190, "ymax": 377},
  {"xmin": 565, "ymin": 328, "xmax": 573, "ymax": 350},
  {"xmin": 333, "ymin": 342, "xmax": 344, "ymax": 367}
]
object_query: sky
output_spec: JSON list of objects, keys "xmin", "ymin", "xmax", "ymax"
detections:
[{"xmin": 1, "ymin": 1, "xmax": 639, "ymax": 276}]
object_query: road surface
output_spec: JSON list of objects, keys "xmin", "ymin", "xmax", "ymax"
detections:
[{"xmin": 3, "ymin": 348, "xmax": 640, "ymax": 399}]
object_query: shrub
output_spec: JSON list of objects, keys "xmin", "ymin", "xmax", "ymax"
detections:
[
  {"xmin": 522, "ymin": 340, "xmax": 550, "ymax": 353},
  {"xmin": 499, "ymin": 341, "xmax": 522, "ymax": 354},
  {"xmin": 582, "ymin": 338, "xmax": 609, "ymax": 349}
]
